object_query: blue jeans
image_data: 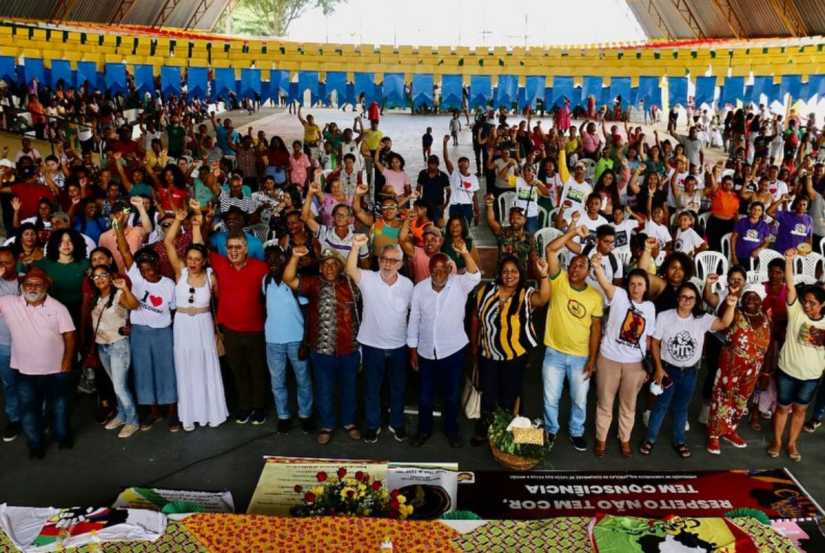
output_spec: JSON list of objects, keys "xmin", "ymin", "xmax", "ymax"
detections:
[
  {"xmin": 645, "ymin": 361, "xmax": 699, "ymax": 445},
  {"xmin": 98, "ymin": 339, "xmax": 138, "ymax": 426},
  {"xmin": 811, "ymin": 378, "xmax": 825, "ymax": 420},
  {"xmin": 266, "ymin": 342, "xmax": 313, "ymax": 420},
  {"xmin": 17, "ymin": 371, "xmax": 72, "ymax": 449},
  {"xmin": 542, "ymin": 347, "xmax": 590, "ymax": 437},
  {"xmin": 362, "ymin": 344, "xmax": 407, "ymax": 431},
  {"xmin": 0, "ymin": 344, "xmax": 19, "ymax": 424},
  {"xmin": 130, "ymin": 324, "xmax": 177, "ymax": 405},
  {"xmin": 311, "ymin": 351, "xmax": 359, "ymax": 431},
  {"xmin": 417, "ymin": 347, "xmax": 465, "ymax": 436}
]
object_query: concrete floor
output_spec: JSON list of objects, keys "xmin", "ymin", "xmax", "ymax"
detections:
[{"xmin": 1, "ymin": 108, "xmax": 823, "ymax": 512}]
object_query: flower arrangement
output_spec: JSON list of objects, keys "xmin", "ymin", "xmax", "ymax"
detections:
[{"xmin": 290, "ymin": 467, "xmax": 414, "ymax": 519}]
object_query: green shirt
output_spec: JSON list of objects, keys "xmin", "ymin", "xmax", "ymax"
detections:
[
  {"xmin": 34, "ymin": 257, "xmax": 90, "ymax": 316},
  {"xmin": 130, "ymin": 181, "xmax": 154, "ymax": 198}
]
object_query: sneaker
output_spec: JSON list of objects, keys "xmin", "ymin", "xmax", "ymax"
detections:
[
  {"xmin": 2, "ymin": 423, "xmax": 20, "ymax": 443},
  {"xmin": 234, "ymin": 410, "xmax": 250, "ymax": 425},
  {"xmin": 363, "ymin": 428, "xmax": 381, "ymax": 443},
  {"xmin": 389, "ymin": 426, "xmax": 407, "ymax": 442},
  {"xmin": 250, "ymin": 410, "xmax": 266, "ymax": 425},
  {"xmin": 299, "ymin": 417, "xmax": 315, "ymax": 434},
  {"xmin": 104, "ymin": 418, "xmax": 124, "ymax": 431},
  {"xmin": 804, "ymin": 418, "xmax": 822, "ymax": 433},
  {"xmin": 277, "ymin": 419, "xmax": 292, "ymax": 434},
  {"xmin": 722, "ymin": 432, "xmax": 747, "ymax": 448},
  {"xmin": 570, "ymin": 435, "xmax": 587, "ymax": 452},
  {"xmin": 182, "ymin": 424, "xmax": 195, "ymax": 432},
  {"xmin": 140, "ymin": 415, "xmax": 161, "ymax": 431},
  {"xmin": 118, "ymin": 424, "xmax": 139, "ymax": 439},
  {"xmin": 697, "ymin": 404, "xmax": 710, "ymax": 425},
  {"xmin": 167, "ymin": 419, "xmax": 182, "ymax": 433},
  {"xmin": 706, "ymin": 436, "xmax": 721, "ymax": 455},
  {"xmin": 642, "ymin": 410, "xmax": 650, "ymax": 428}
]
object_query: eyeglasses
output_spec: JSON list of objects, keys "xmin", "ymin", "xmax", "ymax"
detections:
[
  {"xmin": 379, "ymin": 256, "xmax": 402, "ymax": 264},
  {"xmin": 678, "ymin": 295, "xmax": 697, "ymax": 302},
  {"xmin": 92, "ymin": 272, "xmax": 110, "ymax": 281},
  {"xmin": 188, "ymin": 287, "xmax": 195, "ymax": 304}
]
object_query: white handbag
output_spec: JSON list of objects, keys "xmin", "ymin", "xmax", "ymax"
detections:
[{"xmin": 462, "ymin": 367, "xmax": 482, "ymax": 420}]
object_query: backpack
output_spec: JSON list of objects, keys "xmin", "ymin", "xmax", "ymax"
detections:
[{"xmin": 582, "ymin": 244, "xmax": 619, "ymax": 275}]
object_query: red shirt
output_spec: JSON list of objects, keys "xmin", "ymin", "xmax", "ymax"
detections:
[
  {"xmin": 209, "ymin": 252, "xmax": 267, "ymax": 332},
  {"xmin": 11, "ymin": 182, "xmax": 55, "ymax": 220},
  {"xmin": 154, "ymin": 185, "xmax": 189, "ymax": 212}
]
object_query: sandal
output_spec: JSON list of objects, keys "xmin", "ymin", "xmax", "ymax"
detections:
[
  {"xmin": 317, "ymin": 430, "xmax": 333, "ymax": 445},
  {"xmin": 787, "ymin": 444, "xmax": 802, "ymax": 462},
  {"xmin": 767, "ymin": 443, "xmax": 781, "ymax": 458},
  {"xmin": 344, "ymin": 425, "xmax": 361, "ymax": 441},
  {"xmin": 673, "ymin": 443, "xmax": 692, "ymax": 459},
  {"xmin": 803, "ymin": 419, "xmax": 822, "ymax": 433},
  {"xmin": 639, "ymin": 440, "xmax": 654, "ymax": 456}
]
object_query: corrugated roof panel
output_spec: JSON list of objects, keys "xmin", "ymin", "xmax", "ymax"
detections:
[
  {"xmin": 0, "ymin": 0, "xmax": 56, "ymax": 20},
  {"xmin": 731, "ymin": 0, "xmax": 789, "ymax": 37},
  {"xmin": 793, "ymin": 0, "xmax": 825, "ymax": 35},
  {"xmin": 690, "ymin": 0, "xmax": 737, "ymax": 37},
  {"xmin": 66, "ymin": 0, "xmax": 120, "ymax": 24}
]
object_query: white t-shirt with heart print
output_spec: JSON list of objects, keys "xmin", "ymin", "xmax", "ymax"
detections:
[{"xmin": 127, "ymin": 263, "xmax": 176, "ymax": 328}]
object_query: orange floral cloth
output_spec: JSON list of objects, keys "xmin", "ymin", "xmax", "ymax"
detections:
[{"xmin": 183, "ymin": 513, "xmax": 459, "ymax": 553}]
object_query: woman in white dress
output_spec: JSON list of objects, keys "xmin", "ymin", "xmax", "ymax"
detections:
[{"xmin": 164, "ymin": 202, "xmax": 228, "ymax": 431}]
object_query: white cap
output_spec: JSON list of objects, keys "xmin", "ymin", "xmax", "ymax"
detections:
[{"xmin": 0, "ymin": 159, "xmax": 14, "ymax": 169}]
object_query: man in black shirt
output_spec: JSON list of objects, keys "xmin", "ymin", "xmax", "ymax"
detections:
[{"xmin": 416, "ymin": 155, "xmax": 450, "ymax": 226}]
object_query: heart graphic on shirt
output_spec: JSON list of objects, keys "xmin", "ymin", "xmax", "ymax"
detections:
[{"xmin": 148, "ymin": 295, "xmax": 163, "ymax": 307}]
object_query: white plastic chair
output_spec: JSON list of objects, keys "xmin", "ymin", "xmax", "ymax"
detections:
[
  {"xmin": 694, "ymin": 250, "xmax": 728, "ymax": 281},
  {"xmin": 534, "ymin": 227, "xmax": 564, "ymax": 257},
  {"xmin": 696, "ymin": 212, "xmax": 711, "ymax": 234},
  {"xmin": 794, "ymin": 252, "xmax": 825, "ymax": 285},
  {"xmin": 720, "ymin": 233, "xmax": 732, "ymax": 262},
  {"xmin": 497, "ymin": 191, "xmax": 517, "ymax": 227},
  {"xmin": 536, "ymin": 205, "xmax": 549, "ymax": 229},
  {"xmin": 819, "ymin": 235, "xmax": 825, "ymax": 256},
  {"xmin": 753, "ymin": 248, "xmax": 784, "ymax": 281}
]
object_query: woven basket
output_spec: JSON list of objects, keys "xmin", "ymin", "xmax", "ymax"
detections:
[{"xmin": 489, "ymin": 438, "xmax": 542, "ymax": 471}]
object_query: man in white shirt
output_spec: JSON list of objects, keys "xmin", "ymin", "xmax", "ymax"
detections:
[
  {"xmin": 346, "ymin": 235, "xmax": 413, "ymax": 444},
  {"xmin": 407, "ymin": 241, "xmax": 481, "ymax": 448},
  {"xmin": 443, "ymin": 136, "xmax": 479, "ymax": 226}
]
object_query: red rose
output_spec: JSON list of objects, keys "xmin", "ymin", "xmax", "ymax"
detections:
[
  {"xmin": 316, "ymin": 471, "xmax": 328, "ymax": 482},
  {"xmin": 294, "ymin": 485, "xmax": 303, "ymax": 493},
  {"xmin": 390, "ymin": 499, "xmax": 400, "ymax": 510},
  {"xmin": 355, "ymin": 471, "xmax": 365, "ymax": 482},
  {"xmin": 371, "ymin": 481, "xmax": 382, "ymax": 491},
  {"xmin": 390, "ymin": 489, "xmax": 400, "ymax": 499},
  {"xmin": 337, "ymin": 467, "xmax": 347, "ymax": 479},
  {"xmin": 304, "ymin": 492, "xmax": 316, "ymax": 503}
]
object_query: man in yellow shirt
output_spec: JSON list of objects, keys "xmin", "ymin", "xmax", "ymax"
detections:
[
  {"xmin": 356, "ymin": 116, "xmax": 383, "ymax": 189},
  {"xmin": 297, "ymin": 105, "xmax": 321, "ymax": 149},
  {"xmin": 542, "ymin": 222, "xmax": 603, "ymax": 452}
]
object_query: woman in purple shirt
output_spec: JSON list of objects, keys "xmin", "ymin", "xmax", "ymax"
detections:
[
  {"xmin": 731, "ymin": 201, "xmax": 772, "ymax": 266},
  {"xmin": 769, "ymin": 196, "xmax": 813, "ymax": 253}
]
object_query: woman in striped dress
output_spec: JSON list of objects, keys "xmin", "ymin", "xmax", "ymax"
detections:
[{"xmin": 469, "ymin": 254, "xmax": 551, "ymax": 446}]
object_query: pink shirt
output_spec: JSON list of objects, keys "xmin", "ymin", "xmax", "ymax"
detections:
[
  {"xmin": 0, "ymin": 295, "xmax": 75, "ymax": 375},
  {"xmin": 98, "ymin": 226, "xmax": 147, "ymax": 274},
  {"xmin": 289, "ymin": 153, "xmax": 312, "ymax": 186},
  {"xmin": 581, "ymin": 132, "xmax": 601, "ymax": 154},
  {"xmin": 383, "ymin": 169, "xmax": 410, "ymax": 196}
]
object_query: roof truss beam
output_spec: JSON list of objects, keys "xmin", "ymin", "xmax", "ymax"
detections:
[
  {"xmin": 765, "ymin": 0, "xmax": 809, "ymax": 37},
  {"xmin": 109, "ymin": 0, "xmax": 138, "ymax": 25},
  {"xmin": 644, "ymin": 0, "xmax": 675, "ymax": 40},
  {"xmin": 153, "ymin": 0, "xmax": 183, "ymax": 28},
  {"xmin": 710, "ymin": 0, "xmax": 746, "ymax": 39},
  {"xmin": 669, "ymin": 0, "xmax": 706, "ymax": 38}
]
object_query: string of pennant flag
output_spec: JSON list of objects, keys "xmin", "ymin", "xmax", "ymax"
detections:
[{"xmin": 2, "ymin": 56, "xmax": 825, "ymax": 111}]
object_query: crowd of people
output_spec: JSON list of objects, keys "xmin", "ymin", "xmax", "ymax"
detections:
[{"xmin": 0, "ymin": 76, "xmax": 823, "ymax": 467}]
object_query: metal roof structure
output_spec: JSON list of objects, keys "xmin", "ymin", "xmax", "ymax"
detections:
[
  {"xmin": 626, "ymin": 0, "xmax": 822, "ymax": 39},
  {"xmin": 0, "ymin": 0, "xmax": 232, "ymax": 31}
]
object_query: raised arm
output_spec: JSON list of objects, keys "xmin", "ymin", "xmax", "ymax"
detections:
[
  {"xmin": 373, "ymin": 148, "xmax": 386, "ymax": 174},
  {"xmin": 453, "ymin": 237, "xmax": 478, "ymax": 274},
  {"xmin": 352, "ymin": 183, "xmax": 375, "ymax": 226},
  {"xmin": 530, "ymin": 257, "xmax": 552, "ymax": 308},
  {"xmin": 164, "ymin": 208, "xmax": 187, "ymax": 280},
  {"xmin": 484, "ymin": 193, "xmax": 503, "ymax": 236},
  {"xmin": 545, "ymin": 224, "xmax": 587, "ymax": 277},
  {"xmin": 590, "ymin": 252, "xmax": 617, "ymax": 300},
  {"xmin": 442, "ymin": 135, "xmax": 454, "ymax": 174},
  {"xmin": 397, "ymin": 210, "xmax": 416, "ymax": 258},
  {"xmin": 640, "ymin": 236, "xmax": 666, "ymax": 297},
  {"xmin": 112, "ymin": 276, "xmax": 140, "ymax": 310},
  {"xmin": 784, "ymin": 247, "xmax": 798, "ymax": 305},
  {"xmin": 297, "ymin": 104, "xmax": 307, "ymax": 126},
  {"xmin": 130, "ymin": 196, "xmax": 153, "ymax": 234},
  {"xmin": 282, "ymin": 245, "xmax": 308, "ymax": 290},
  {"xmin": 766, "ymin": 193, "xmax": 789, "ymax": 217},
  {"xmin": 346, "ymin": 233, "xmax": 368, "ymax": 284},
  {"xmin": 710, "ymin": 287, "xmax": 739, "ymax": 332},
  {"xmin": 113, "ymin": 212, "xmax": 134, "ymax": 270},
  {"xmin": 302, "ymin": 180, "xmax": 322, "ymax": 234},
  {"xmin": 112, "ymin": 151, "xmax": 132, "ymax": 192},
  {"xmin": 702, "ymin": 273, "xmax": 721, "ymax": 309}
]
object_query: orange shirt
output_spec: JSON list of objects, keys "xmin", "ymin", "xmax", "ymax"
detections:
[{"xmin": 710, "ymin": 190, "xmax": 739, "ymax": 219}]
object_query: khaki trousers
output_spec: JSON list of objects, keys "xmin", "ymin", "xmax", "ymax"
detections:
[{"xmin": 595, "ymin": 354, "xmax": 648, "ymax": 443}]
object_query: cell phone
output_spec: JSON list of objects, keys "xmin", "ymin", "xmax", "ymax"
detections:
[{"xmin": 662, "ymin": 375, "xmax": 673, "ymax": 390}]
